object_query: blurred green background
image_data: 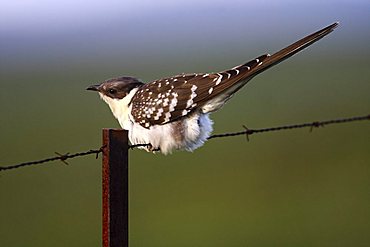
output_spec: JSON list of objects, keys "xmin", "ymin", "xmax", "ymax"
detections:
[{"xmin": 1, "ymin": 1, "xmax": 370, "ymax": 246}]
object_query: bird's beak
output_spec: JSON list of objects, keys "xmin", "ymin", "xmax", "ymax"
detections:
[{"xmin": 86, "ymin": 84, "xmax": 100, "ymax": 92}]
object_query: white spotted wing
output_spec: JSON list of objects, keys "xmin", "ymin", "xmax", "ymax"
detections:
[{"xmin": 130, "ymin": 54, "xmax": 269, "ymax": 128}]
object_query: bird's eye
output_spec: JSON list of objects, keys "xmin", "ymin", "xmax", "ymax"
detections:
[{"xmin": 109, "ymin": 89, "xmax": 117, "ymax": 94}]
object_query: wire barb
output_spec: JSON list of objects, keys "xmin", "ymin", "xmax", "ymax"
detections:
[
  {"xmin": 54, "ymin": 152, "xmax": 70, "ymax": 165},
  {"xmin": 242, "ymin": 125, "xmax": 252, "ymax": 141},
  {"xmin": 0, "ymin": 114, "xmax": 368, "ymax": 172}
]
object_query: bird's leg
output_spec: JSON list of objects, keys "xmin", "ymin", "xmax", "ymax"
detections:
[{"xmin": 146, "ymin": 144, "xmax": 160, "ymax": 153}]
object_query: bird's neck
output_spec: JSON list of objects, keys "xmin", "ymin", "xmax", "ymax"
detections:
[{"xmin": 100, "ymin": 88, "xmax": 139, "ymax": 129}]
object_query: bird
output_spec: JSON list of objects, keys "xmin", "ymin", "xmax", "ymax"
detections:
[{"xmin": 87, "ymin": 22, "xmax": 339, "ymax": 154}]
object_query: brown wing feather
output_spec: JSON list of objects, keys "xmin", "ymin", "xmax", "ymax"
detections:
[
  {"xmin": 130, "ymin": 74, "xmax": 200, "ymax": 128},
  {"xmin": 192, "ymin": 54, "xmax": 270, "ymax": 104}
]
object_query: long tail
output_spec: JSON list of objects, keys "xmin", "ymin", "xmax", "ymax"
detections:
[
  {"xmin": 180, "ymin": 23, "xmax": 339, "ymax": 114},
  {"xmin": 249, "ymin": 22, "xmax": 339, "ymax": 77},
  {"xmin": 211, "ymin": 22, "xmax": 339, "ymax": 96}
]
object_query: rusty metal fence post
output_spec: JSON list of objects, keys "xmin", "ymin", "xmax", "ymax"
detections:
[{"xmin": 102, "ymin": 129, "xmax": 129, "ymax": 247}]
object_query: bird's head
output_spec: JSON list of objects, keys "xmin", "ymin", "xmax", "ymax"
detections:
[
  {"xmin": 87, "ymin": 76, "xmax": 144, "ymax": 99},
  {"xmin": 87, "ymin": 76, "xmax": 144, "ymax": 118}
]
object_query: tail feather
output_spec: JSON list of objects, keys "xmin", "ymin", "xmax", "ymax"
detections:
[
  {"xmin": 248, "ymin": 22, "xmax": 339, "ymax": 77},
  {"xmin": 199, "ymin": 22, "xmax": 339, "ymax": 113}
]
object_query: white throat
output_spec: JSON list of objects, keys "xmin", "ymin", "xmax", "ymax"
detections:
[{"xmin": 99, "ymin": 88, "xmax": 139, "ymax": 129}]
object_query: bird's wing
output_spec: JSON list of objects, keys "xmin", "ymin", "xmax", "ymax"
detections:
[
  {"xmin": 131, "ymin": 22, "xmax": 338, "ymax": 129},
  {"xmin": 130, "ymin": 54, "xmax": 270, "ymax": 129},
  {"xmin": 130, "ymin": 73, "xmax": 201, "ymax": 128}
]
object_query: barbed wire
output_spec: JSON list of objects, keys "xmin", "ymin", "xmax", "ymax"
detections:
[
  {"xmin": 0, "ymin": 147, "xmax": 106, "ymax": 172},
  {"xmin": 208, "ymin": 114, "xmax": 370, "ymax": 140},
  {"xmin": 0, "ymin": 114, "xmax": 369, "ymax": 172}
]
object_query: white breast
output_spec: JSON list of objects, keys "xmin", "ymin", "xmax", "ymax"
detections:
[{"xmin": 128, "ymin": 112, "xmax": 213, "ymax": 154}]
